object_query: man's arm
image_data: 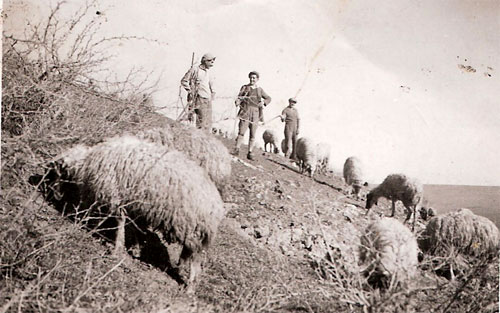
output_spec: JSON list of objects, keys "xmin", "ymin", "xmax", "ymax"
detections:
[
  {"xmin": 180, "ymin": 67, "xmax": 194, "ymax": 92},
  {"xmin": 260, "ymin": 88, "xmax": 272, "ymax": 106},
  {"xmin": 296, "ymin": 111, "xmax": 300, "ymax": 134},
  {"xmin": 281, "ymin": 108, "xmax": 287, "ymax": 122},
  {"xmin": 209, "ymin": 75, "xmax": 216, "ymax": 100},
  {"xmin": 235, "ymin": 85, "xmax": 247, "ymax": 106}
]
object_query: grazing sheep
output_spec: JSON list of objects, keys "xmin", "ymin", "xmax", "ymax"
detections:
[
  {"xmin": 315, "ymin": 143, "xmax": 331, "ymax": 175},
  {"xmin": 40, "ymin": 136, "xmax": 226, "ymax": 285},
  {"xmin": 366, "ymin": 174, "xmax": 423, "ymax": 231},
  {"xmin": 343, "ymin": 156, "xmax": 364, "ymax": 199},
  {"xmin": 295, "ymin": 137, "xmax": 317, "ymax": 177},
  {"xmin": 419, "ymin": 206, "xmax": 437, "ymax": 221},
  {"xmin": 135, "ymin": 126, "xmax": 232, "ymax": 197},
  {"xmin": 262, "ymin": 129, "xmax": 280, "ymax": 154},
  {"xmin": 359, "ymin": 218, "xmax": 419, "ymax": 288},
  {"xmin": 419, "ymin": 208, "xmax": 499, "ymax": 259}
]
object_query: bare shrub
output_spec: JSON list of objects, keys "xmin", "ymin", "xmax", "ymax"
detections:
[{"xmin": 1, "ymin": 1, "xmax": 166, "ymax": 311}]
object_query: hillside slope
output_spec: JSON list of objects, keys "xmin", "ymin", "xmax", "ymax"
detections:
[{"xmin": 2, "ymin": 114, "xmax": 498, "ymax": 313}]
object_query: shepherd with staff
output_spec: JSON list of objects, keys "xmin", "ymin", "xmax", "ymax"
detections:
[
  {"xmin": 231, "ymin": 71, "xmax": 272, "ymax": 160},
  {"xmin": 180, "ymin": 53, "xmax": 216, "ymax": 131}
]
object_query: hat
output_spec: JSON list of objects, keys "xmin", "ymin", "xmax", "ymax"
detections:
[
  {"xmin": 202, "ymin": 53, "xmax": 216, "ymax": 61},
  {"xmin": 248, "ymin": 71, "xmax": 260, "ymax": 78},
  {"xmin": 289, "ymin": 98, "xmax": 297, "ymax": 103}
]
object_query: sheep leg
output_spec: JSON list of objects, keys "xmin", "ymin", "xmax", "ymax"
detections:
[
  {"xmin": 188, "ymin": 253, "xmax": 203, "ymax": 285},
  {"xmin": 390, "ymin": 200, "xmax": 396, "ymax": 217},
  {"xmin": 113, "ymin": 208, "xmax": 126, "ymax": 256},
  {"xmin": 178, "ymin": 246, "xmax": 201, "ymax": 285}
]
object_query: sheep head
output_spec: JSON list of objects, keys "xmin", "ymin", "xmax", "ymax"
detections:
[{"xmin": 366, "ymin": 192, "xmax": 378, "ymax": 209}]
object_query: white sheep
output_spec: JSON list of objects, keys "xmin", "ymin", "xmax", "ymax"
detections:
[
  {"xmin": 262, "ymin": 129, "xmax": 280, "ymax": 154},
  {"xmin": 365, "ymin": 174, "xmax": 423, "ymax": 231},
  {"xmin": 359, "ymin": 218, "xmax": 419, "ymax": 288},
  {"xmin": 41, "ymin": 135, "xmax": 225, "ymax": 285},
  {"xmin": 419, "ymin": 208, "xmax": 499, "ymax": 259},
  {"xmin": 135, "ymin": 126, "xmax": 232, "ymax": 197},
  {"xmin": 295, "ymin": 137, "xmax": 317, "ymax": 177},
  {"xmin": 315, "ymin": 143, "xmax": 331, "ymax": 175},
  {"xmin": 343, "ymin": 156, "xmax": 364, "ymax": 199}
]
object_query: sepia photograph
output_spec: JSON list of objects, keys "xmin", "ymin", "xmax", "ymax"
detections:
[{"xmin": 2, "ymin": 0, "xmax": 499, "ymax": 312}]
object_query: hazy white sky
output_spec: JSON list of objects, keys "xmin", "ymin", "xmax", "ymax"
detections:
[{"xmin": 5, "ymin": 0, "xmax": 500, "ymax": 186}]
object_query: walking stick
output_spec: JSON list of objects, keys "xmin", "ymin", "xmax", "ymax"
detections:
[{"xmin": 177, "ymin": 52, "xmax": 196, "ymax": 123}]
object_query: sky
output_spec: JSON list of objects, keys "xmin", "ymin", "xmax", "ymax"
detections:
[{"xmin": 4, "ymin": 0, "xmax": 500, "ymax": 186}]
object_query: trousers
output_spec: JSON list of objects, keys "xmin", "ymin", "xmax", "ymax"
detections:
[
  {"xmin": 193, "ymin": 96, "xmax": 212, "ymax": 131},
  {"xmin": 284, "ymin": 122, "xmax": 298, "ymax": 158}
]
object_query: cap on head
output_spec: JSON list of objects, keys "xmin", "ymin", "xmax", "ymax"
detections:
[
  {"xmin": 289, "ymin": 98, "xmax": 297, "ymax": 104},
  {"xmin": 202, "ymin": 53, "xmax": 216, "ymax": 62},
  {"xmin": 248, "ymin": 71, "xmax": 260, "ymax": 78}
]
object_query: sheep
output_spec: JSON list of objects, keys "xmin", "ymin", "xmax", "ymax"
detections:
[
  {"xmin": 343, "ymin": 156, "xmax": 365, "ymax": 199},
  {"xmin": 295, "ymin": 137, "xmax": 317, "ymax": 177},
  {"xmin": 38, "ymin": 135, "xmax": 226, "ymax": 285},
  {"xmin": 135, "ymin": 126, "xmax": 232, "ymax": 197},
  {"xmin": 419, "ymin": 206, "xmax": 437, "ymax": 221},
  {"xmin": 315, "ymin": 143, "xmax": 331, "ymax": 175},
  {"xmin": 262, "ymin": 129, "xmax": 280, "ymax": 154},
  {"xmin": 418, "ymin": 208, "xmax": 499, "ymax": 259},
  {"xmin": 365, "ymin": 174, "xmax": 423, "ymax": 231},
  {"xmin": 359, "ymin": 218, "xmax": 419, "ymax": 288}
]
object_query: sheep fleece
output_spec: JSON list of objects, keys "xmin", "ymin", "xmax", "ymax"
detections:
[
  {"xmin": 78, "ymin": 136, "xmax": 225, "ymax": 253},
  {"xmin": 262, "ymin": 129, "xmax": 278, "ymax": 146},
  {"xmin": 343, "ymin": 156, "xmax": 363, "ymax": 187},
  {"xmin": 295, "ymin": 137, "xmax": 317, "ymax": 173},
  {"xmin": 372, "ymin": 174, "xmax": 423, "ymax": 208},
  {"xmin": 359, "ymin": 218, "xmax": 419, "ymax": 280},
  {"xmin": 419, "ymin": 208, "xmax": 499, "ymax": 258},
  {"xmin": 135, "ymin": 126, "xmax": 232, "ymax": 192}
]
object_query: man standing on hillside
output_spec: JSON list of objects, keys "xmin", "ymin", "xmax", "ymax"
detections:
[
  {"xmin": 181, "ymin": 53, "xmax": 216, "ymax": 131},
  {"xmin": 281, "ymin": 97, "xmax": 300, "ymax": 159},
  {"xmin": 232, "ymin": 71, "xmax": 272, "ymax": 160}
]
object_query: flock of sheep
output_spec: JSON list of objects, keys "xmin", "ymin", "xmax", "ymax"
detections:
[
  {"xmin": 33, "ymin": 123, "xmax": 499, "ymax": 290},
  {"xmin": 261, "ymin": 127, "xmax": 499, "ymax": 286}
]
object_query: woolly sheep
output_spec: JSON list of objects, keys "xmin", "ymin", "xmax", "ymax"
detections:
[
  {"xmin": 295, "ymin": 137, "xmax": 317, "ymax": 177},
  {"xmin": 315, "ymin": 143, "xmax": 331, "ymax": 175},
  {"xmin": 343, "ymin": 156, "xmax": 364, "ymax": 199},
  {"xmin": 262, "ymin": 129, "xmax": 280, "ymax": 154},
  {"xmin": 135, "ymin": 126, "xmax": 232, "ymax": 197},
  {"xmin": 359, "ymin": 218, "xmax": 419, "ymax": 288},
  {"xmin": 366, "ymin": 174, "xmax": 423, "ymax": 231},
  {"xmin": 41, "ymin": 136, "xmax": 226, "ymax": 285},
  {"xmin": 418, "ymin": 208, "xmax": 499, "ymax": 259}
]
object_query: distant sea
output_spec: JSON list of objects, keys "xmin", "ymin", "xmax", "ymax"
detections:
[{"xmin": 423, "ymin": 185, "xmax": 500, "ymax": 229}]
